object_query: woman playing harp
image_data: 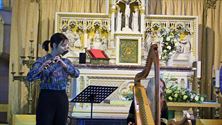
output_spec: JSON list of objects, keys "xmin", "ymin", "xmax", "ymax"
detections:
[{"xmin": 127, "ymin": 44, "xmax": 192, "ymax": 125}]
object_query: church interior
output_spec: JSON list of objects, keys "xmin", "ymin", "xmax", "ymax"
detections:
[{"xmin": 0, "ymin": 0, "xmax": 222, "ymax": 125}]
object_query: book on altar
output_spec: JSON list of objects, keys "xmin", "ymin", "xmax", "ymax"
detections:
[{"xmin": 86, "ymin": 49, "xmax": 109, "ymax": 64}]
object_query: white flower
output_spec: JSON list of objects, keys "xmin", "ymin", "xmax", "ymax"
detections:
[
  {"xmin": 183, "ymin": 95, "xmax": 188, "ymax": 100},
  {"xmin": 174, "ymin": 93, "xmax": 178, "ymax": 98},
  {"xmin": 200, "ymin": 97, "xmax": 204, "ymax": 102},
  {"xmin": 194, "ymin": 96, "xmax": 199, "ymax": 101},
  {"xmin": 163, "ymin": 50, "xmax": 167, "ymax": 53},
  {"xmin": 160, "ymin": 37, "xmax": 164, "ymax": 41},
  {"xmin": 167, "ymin": 46, "xmax": 171, "ymax": 50},
  {"xmin": 166, "ymin": 89, "xmax": 172, "ymax": 94},
  {"xmin": 166, "ymin": 37, "xmax": 170, "ymax": 41},
  {"xmin": 168, "ymin": 96, "xmax": 173, "ymax": 101},
  {"xmin": 175, "ymin": 42, "xmax": 179, "ymax": 46},
  {"xmin": 174, "ymin": 39, "xmax": 178, "ymax": 43}
]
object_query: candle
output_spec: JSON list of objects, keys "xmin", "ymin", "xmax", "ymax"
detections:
[
  {"xmin": 18, "ymin": 63, "xmax": 22, "ymax": 73},
  {"xmin": 84, "ymin": 32, "xmax": 88, "ymax": 48},
  {"xmin": 30, "ymin": 30, "xmax": 34, "ymax": 40},
  {"xmin": 196, "ymin": 61, "xmax": 201, "ymax": 78},
  {"xmin": 11, "ymin": 63, "xmax": 14, "ymax": 72},
  {"xmin": 215, "ymin": 70, "xmax": 220, "ymax": 87},
  {"xmin": 22, "ymin": 48, "xmax": 25, "ymax": 56}
]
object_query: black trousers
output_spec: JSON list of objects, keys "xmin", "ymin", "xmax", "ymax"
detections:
[{"xmin": 36, "ymin": 89, "xmax": 68, "ymax": 125}]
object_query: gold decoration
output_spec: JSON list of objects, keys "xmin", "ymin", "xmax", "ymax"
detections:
[{"xmin": 206, "ymin": 0, "xmax": 218, "ymax": 9}]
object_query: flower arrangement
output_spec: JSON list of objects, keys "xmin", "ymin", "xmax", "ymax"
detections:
[
  {"xmin": 160, "ymin": 28, "xmax": 180, "ymax": 63},
  {"xmin": 165, "ymin": 85, "xmax": 205, "ymax": 103},
  {"xmin": 120, "ymin": 83, "xmax": 134, "ymax": 101},
  {"xmin": 121, "ymin": 90, "xmax": 133, "ymax": 101}
]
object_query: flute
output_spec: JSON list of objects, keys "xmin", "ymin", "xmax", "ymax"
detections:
[
  {"xmin": 32, "ymin": 50, "xmax": 69, "ymax": 78},
  {"xmin": 44, "ymin": 50, "xmax": 69, "ymax": 70}
]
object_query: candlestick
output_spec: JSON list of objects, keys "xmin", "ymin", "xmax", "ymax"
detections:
[
  {"xmin": 31, "ymin": 47, "xmax": 34, "ymax": 57},
  {"xmin": 215, "ymin": 70, "xmax": 220, "ymax": 87}
]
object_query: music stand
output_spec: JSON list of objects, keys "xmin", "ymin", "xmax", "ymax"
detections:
[{"xmin": 70, "ymin": 85, "xmax": 118, "ymax": 119}]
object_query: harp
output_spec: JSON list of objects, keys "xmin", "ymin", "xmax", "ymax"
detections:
[{"xmin": 134, "ymin": 44, "xmax": 160, "ymax": 125}]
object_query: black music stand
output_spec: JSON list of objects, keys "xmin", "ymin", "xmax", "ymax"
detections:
[{"xmin": 70, "ymin": 85, "xmax": 118, "ymax": 119}]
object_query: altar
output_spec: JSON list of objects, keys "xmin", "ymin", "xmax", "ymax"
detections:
[{"xmin": 69, "ymin": 64, "xmax": 194, "ymax": 118}]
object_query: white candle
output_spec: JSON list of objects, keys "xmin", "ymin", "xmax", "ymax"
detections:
[
  {"xmin": 84, "ymin": 32, "xmax": 88, "ymax": 48},
  {"xmin": 197, "ymin": 61, "xmax": 201, "ymax": 78},
  {"xmin": 30, "ymin": 30, "xmax": 34, "ymax": 40},
  {"xmin": 22, "ymin": 48, "xmax": 25, "ymax": 56},
  {"xmin": 215, "ymin": 70, "xmax": 220, "ymax": 87}
]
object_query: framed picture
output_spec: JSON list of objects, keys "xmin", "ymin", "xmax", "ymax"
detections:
[{"xmin": 116, "ymin": 35, "xmax": 141, "ymax": 65}]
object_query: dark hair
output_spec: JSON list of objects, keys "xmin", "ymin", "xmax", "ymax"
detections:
[
  {"xmin": 160, "ymin": 78, "xmax": 166, "ymax": 90},
  {"xmin": 42, "ymin": 33, "xmax": 68, "ymax": 51}
]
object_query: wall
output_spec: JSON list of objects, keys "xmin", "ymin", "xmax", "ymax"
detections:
[{"xmin": 0, "ymin": 8, "xmax": 11, "ymax": 123}]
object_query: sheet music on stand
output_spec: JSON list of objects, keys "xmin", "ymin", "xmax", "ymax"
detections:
[{"xmin": 70, "ymin": 85, "xmax": 118, "ymax": 119}]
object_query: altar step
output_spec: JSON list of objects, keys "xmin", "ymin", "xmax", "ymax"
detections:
[
  {"xmin": 69, "ymin": 117, "xmax": 126, "ymax": 125},
  {"xmin": 69, "ymin": 112, "xmax": 127, "ymax": 125}
]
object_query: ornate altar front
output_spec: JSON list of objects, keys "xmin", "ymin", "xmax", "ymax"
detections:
[{"xmin": 69, "ymin": 64, "xmax": 194, "ymax": 118}]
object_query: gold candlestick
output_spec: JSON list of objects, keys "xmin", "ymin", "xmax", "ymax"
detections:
[{"xmin": 11, "ymin": 39, "xmax": 36, "ymax": 114}]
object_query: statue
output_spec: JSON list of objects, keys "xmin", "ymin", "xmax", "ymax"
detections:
[
  {"xmin": 144, "ymin": 32, "xmax": 152, "ymax": 59},
  {"xmin": 125, "ymin": 2, "xmax": 130, "ymax": 29},
  {"xmin": 101, "ymin": 36, "xmax": 108, "ymax": 51},
  {"xmin": 93, "ymin": 30, "xmax": 102, "ymax": 49},
  {"xmin": 63, "ymin": 30, "xmax": 81, "ymax": 48},
  {"xmin": 116, "ymin": 7, "xmax": 122, "ymax": 32},
  {"xmin": 144, "ymin": 31, "xmax": 162, "ymax": 59},
  {"xmin": 132, "ymin": 8, "xmax": 139, "ymax": 32},
  {"xmin": 176, "ymin": 34, "xmax": 191, "ymax": 54},
  {"xmin": 87, "ymin": 37, "xmax": 93, "ymax": 49}
]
